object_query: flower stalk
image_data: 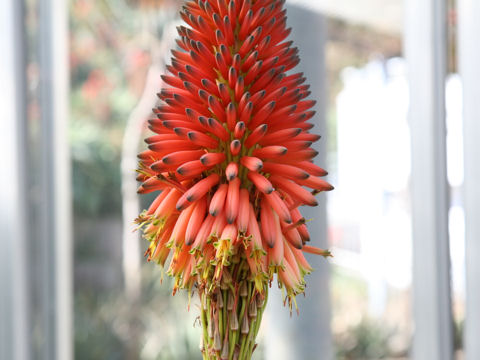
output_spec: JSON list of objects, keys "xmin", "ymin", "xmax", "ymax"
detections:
[{"xmin": 199, "ymin": 261, "xmax": 268, "ymax": 360}]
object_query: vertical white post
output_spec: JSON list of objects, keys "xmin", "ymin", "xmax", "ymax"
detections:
[
  {"xmin": 0, "ymin": 1, "xmax": 30, "ymax": 359},
  {"xmin": 458, "ymin": 1, "xmax": 480, "ymax": 359},
  {"xmin": 265, "ymin": 5, "xmax": 332, "ymax": 360},
  {"xmin": 404, "ymin": 0, "xmax": 453, "ymax": 359},
  {"xmin": 38, "ymin": 0, "xmax": 72, "ymax": 359}
]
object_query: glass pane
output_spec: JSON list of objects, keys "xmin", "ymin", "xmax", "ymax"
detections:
[{"xmin": 322, "ymin": 6, "xmax": 412, "ymax": 360}]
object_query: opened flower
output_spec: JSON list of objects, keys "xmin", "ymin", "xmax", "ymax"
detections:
[{"xmin": 136, "ymin": 0, "xmax": 333, "ymax": 359}]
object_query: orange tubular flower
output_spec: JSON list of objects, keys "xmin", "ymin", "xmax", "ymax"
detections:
[{"xmin": 135, "ymin": 1, "xmax": 333, "ymax": 359}]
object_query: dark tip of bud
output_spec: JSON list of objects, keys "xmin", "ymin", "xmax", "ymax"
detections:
[
  {"xmin": 189, "ymin": 50, "xmax": 199, "ymax": 61},
  {"xmin": 186, "ymin": 194, "xmax": 195, "ymax": 202},
  {"xmin": 281, "ymin": 147, "xmax": 287, "ymax": 155},
  {"xmin": 266, "ymin": 187, "xmax": 274, "ymax": 194},
  {"xmin": 185, "ymin": 108, "xmax": 193, "ymax": 116},
  {"xmin": 198, "ymin": 116, "xmax": 207, "ymax": 125},
  {"xmin": 173, "ymin": 128, "xmax": 182, "ymax": 135},
  {"xmin": 187, "ymin": 132, "xmax": 195, "ymax": 140},
  {"xmin": 162, "ymin": 156, "xmax": 170, "ymax": 164},
  {"xmin": 176, "ymin": 167, "xmax": 185, "ymax": 175},
  {"xmin": 294, "ymin": 242, "xmax": 303, "ymax": 250},
  {"xmin": 298, "ymin": 114, "xmax": 307, "ymax": 121},
  {"xmin": 210, "ymin": 210, "xmax": 218, "ymax": 217}
]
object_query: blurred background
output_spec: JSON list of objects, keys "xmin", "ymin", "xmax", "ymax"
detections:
[{"xmin": 2, "ymin": 0, "xmax": 479, "ymax": 359}]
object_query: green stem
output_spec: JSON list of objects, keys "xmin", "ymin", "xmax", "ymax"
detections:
[{"xmin": 201, "ymin": 261, "xmax": 268, "ymax": 360}]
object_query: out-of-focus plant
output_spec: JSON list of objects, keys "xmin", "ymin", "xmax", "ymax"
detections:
[
  {"xmin": 70, "ymin": 1, "xmax": 192, "ymax": 359},
  {"xmin": 335, "ymin": 318, "xmax": 396, "ymax": 360}
]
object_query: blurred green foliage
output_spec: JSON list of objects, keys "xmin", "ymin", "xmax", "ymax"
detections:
[
  {"xmin": 70, "ymin": 0, "xmax": 139, "ymax": 217},
  {"xmin": 335, "ymin": 318, "xmax": 395, "ymax": 360},
  {"xmin": 70, "ymin": 1, "xmax": 199, "ymax": 359}
]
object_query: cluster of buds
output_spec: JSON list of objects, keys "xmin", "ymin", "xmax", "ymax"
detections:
[{"xmin": 135, "ymin": 0, "xmax": 332, "ymax": 359}]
